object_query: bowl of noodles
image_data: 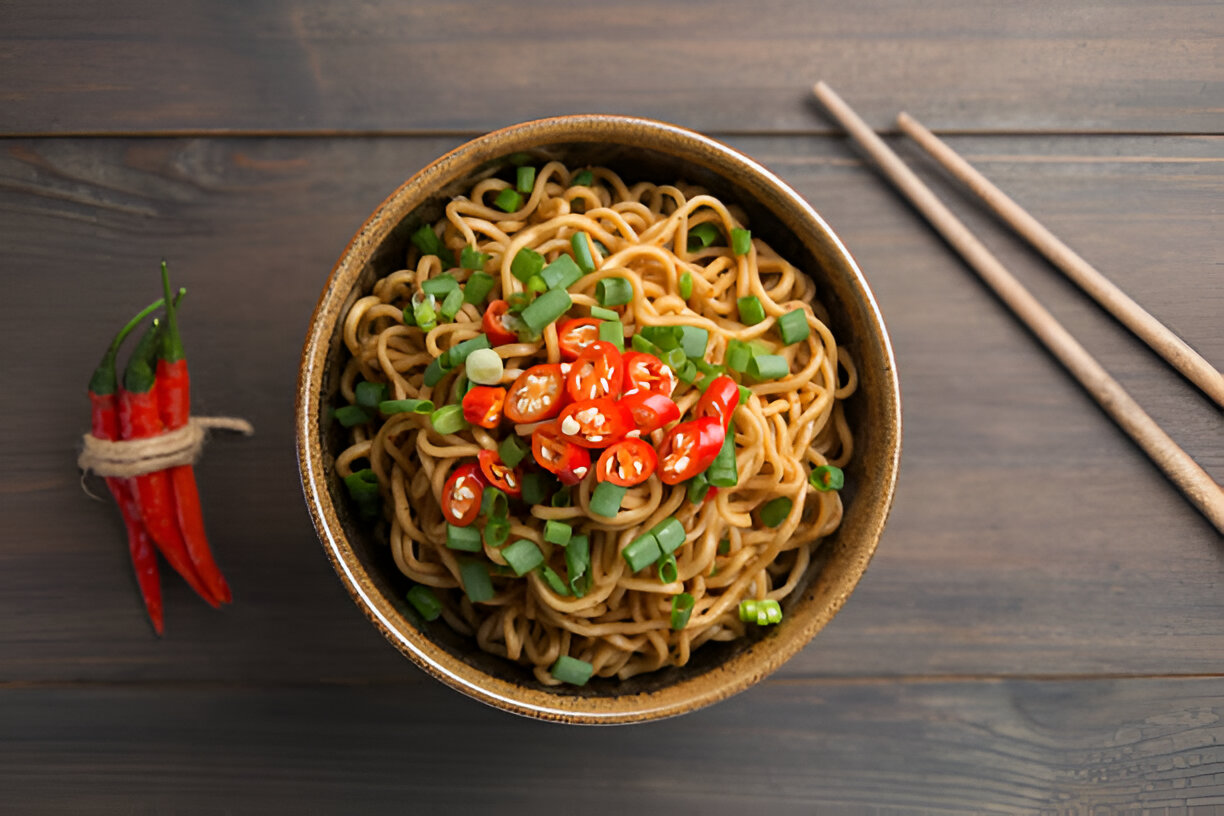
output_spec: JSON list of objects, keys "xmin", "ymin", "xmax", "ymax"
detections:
[{"xmin": 297, "ymin": 114, "xmax": 900, "ymax": 723}]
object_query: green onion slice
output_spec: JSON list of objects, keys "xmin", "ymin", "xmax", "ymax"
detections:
[
  {"xmin": 678, "ymin": 271, "xmax": 693, "ymax": 299},
  {"xmin": 739, "ymin": 598, "xmax": 783, "ymax": 625},
  {"xmin": 571, "ymin": 169, "xmax": 594, "ymax": 187},
  {"xmin": 520, "ymin": 288, "xmax": 573, "ymax": 334},
  {"xmin": 589, "ymin": 481, "xmax": 626, "ymax": 518},
  {"xmin": 737, "ymin": 295, "xmax": 766, "ymax": 326},
  {"xmin": 731, "ymin": 227, "xmax": 752, "ymax": 256},
  {"xmin": 355, "ymin": 381, "xmax": 388, "ymax": 410},
  {"xmin": 541, "ymin": 254, "xmax": 583, "ymax": 291},
  {"xmin": 544, "ymin": 519, "xmax": 573, "ymax": 547},
  {"xmin": 498, "ymin": 434, "xmax": 529, "ymax": 469},
  {"xmin": 516, "ymin": 165, "xmax": 536, "ymax": 194},
  {"xmin": 421, "ymin": 274, "xmax": 459, "ymax": 296},
  {"xmin": 759, "ymin": 496, "xmax": 792, "ymax": 528},
  {"xmin": 566, "ymin": 535, "xmax": 591, "ymax": 597},
  {"xmin": 501, "ymin": 539, "xmax": 544, "ymax": 576},
  {"xmin": 483, "ymin": 518, "xmax": 510, "ymax": 548},
  {"xmin": 657, "ymin": 553, "xmax": 678, "ymax": 584},
  {"xmin": 481, "ymin": 486, "xmax": 509, "ymax": 521},
  {"xmin": 461, "ymin": 245, "xmax": 491, "ymax": 271},
  {"xmin": 687, "ymin": 221, "xmax": 720, "ymax": 250},
  {"xmin": 511, "ymin": 247, "xmax": 545, "ymax": 282},
  {"xmin": 589, "ymin": 305, "xmax": 619, "ymax": 321},
  {"xmin": 405, "ymin": 585, "xmax": 442, "ymax": 621},
  {"xmin": 748, "ymin": 354, "xmax": 789, "ymax": 381},
  {"xmin": 334, "ymin": 405, "xmax": 371, "ymax": 427},
  {"xmin": 429, "ymin": 404, "xmax": 468, "ymax": 435},
  {"xmin": 650, "ymin": 518, "xmax": 686, "ymax": 555},
  {"xmin": 463, "ymin": 271, "xmax": 496, "ymax": 304},
  {"xmin": 596, "ymin": 276, "xmax": 633, "ymax": 306},
  {"xmin": 706, "ymin": 426, "xmax": 738, "ymax": 488},
  {"xmin": 622, "ymin": 533, "xmax": 662, "ymax": 573},
  {"xmin": 776, "ymin": 309, "xmax": 810, "ymax": 345},
  {"xmin": 538, "ymin": 564, "xmax": 570, "ymax": 597},
  {"xmin": 446, "ymin": 523, "xmax": 483, "ymax": 552},
  {"xmin": 550, "ymin": 655, "xmax": 594, "ymax": 686},
  {"xmin": 379, "ymin": 398, "xmax": 434, "ymax": 416},
  {"xmin": 459, "ymin": 560, "xmax": 495, "ymax": 603},
  {"xmin": 571, "ymin": 232, "xmax": 596, "ymax": 272},
  {"xmin": 809, "ymin": 464, "xmax": 845, "ymax": 492},
  {"xmin": 670, "ymin": 593, "xmax": 695, "ymax": 630},
  {"xmin": 494, "ymin": 187, "xmax": 523, "ymax": 213}
]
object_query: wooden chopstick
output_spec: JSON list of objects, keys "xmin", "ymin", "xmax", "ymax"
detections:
[
  {"xmin": 811, "ymin": 81, "xmax": 1224, "ymax": 535},
  {"xmin": 895, "ymin": 111, "xmax": 1224, "ymax": 409}
]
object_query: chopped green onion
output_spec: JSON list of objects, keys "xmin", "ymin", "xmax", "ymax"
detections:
[
  {"xmin": 481, "ymin": 486, "xmax": 509, "ymax": 521},
  {"xmin": 459, "ymin": 560, "xmax": 494, "ymax": 603},
  {"xmin": 401, "ymin": 305, "xmax": 417, "ymax": 327},
  {"xmin": 541, "ymin": 254, "xmax": 583, "ymax": 290},
  {"xmin": 679, "ymin": 326, "xmax": 709, "ymax": 358},
  {"xmin": 516, "ymin": 165, "xmax": 536, "ymax": 194},
  {"xmin": 463, "ymin": 271, "xmax": 496, "ymax": 304},
  {"xmin": 446, "ymin": 523, "xmax": 484, "ymax": 552},
  {"xmin": 507, "ymin": 292, "xmax": 532, "ymax": 313},
  {"xmin": 461, "ymin": 245, "xmax": 490, "ymax": 271},
  {"xmin": 538, "ymin": 565, "xmax": 570, "ymax": 596},
  {"xmin": 335, "ymin": 404, "xmax": 371, "ymax": 427},
  {"xmin": 737, "ymin": 385, "xmax": 752, "ymax": 404},
  {"xmin": 439, "ymin": 287, "xmax": 464, "ymax": 321},
  {"xmin": 571, "ymin": 232, "xmax": 596, "ymax": 272},
  {"xmin": 566, "ymin": 535, "xmax": 591, "ymax": 597},
  {"xmin": 675, "ymin": 359, "xmax": 698, "ymax": 384},
  {"xmin": 640, "ymin": 325, "xmax": 682, "ymax": 349},
  {"xmin": 678, "ymin": 271, "xmax": 693, "ymax": 299},
  {"xmin": 589, "ymin": 305, "xmax": 619, "ymax": 321},
  {"xmin": 464, "ymin": 347, "xmax": 504, "ymax": 385},
  {"xmin": 737, "ymin": 295, "xmax": 766, "ymax": 326},
  {"xmin": 725, "ymin": 340, "xmax": 752, "ymax": 373},
  {"xmin": 508, "ymin": 151, "xmax": 531, "ymax": 166},
  {"xmin": 759, "ymin": 497, "xmax": 792, "ymax": 528},
  {"xmin": 483, "ymin": 518, "xmax": 510, "ymax": 548},
  {"xmin": 421, "ymin": 274, "xmax": 459, "ymax": 296},
  {"xmin": 596, "ymin": 276, "xmax": 633, "ymax": 306},
  {"xmin": 706, "ymin": 425, "xmax": 738, "ymax": 488},
  {"xmin": 343, "ymin": 469, "xmax": 380, "ymax": 502},
  {"xmin": 520, "ymin": 288, "xmax": 573, "ymax": 333},
  {"xmin": 650, "ymin": 517, "xmax": 686, "ymax": 554},
  {"xmin": 497, "ymin": 435, "xmax": 528, "ymax": 469},
  {"xmin": 598, "ymin": 320, "xmax": 625, "ymax": 351},
  {"xmin": 717, "ymin": 537, "xmax": 731, "ymax": 555},
  {"xmin": 526, "ymin": 275, "xmax": 548, "ymax": 296},
  {"xmin": 423, "ymin": 355, "xmax": 451, "ymax": 387},
  {"xmin": 589, "ymin": 481, "xmax": 626, "ymax": 518},
  {"xmin": 550, "ymin": 487, "xmax": 572, "ymax": 507},
  {"xmin": 544, "ymin": 520, "xmax": 573, "ymax": 547},
  {"xmin": 445, "ymin": 335, "xmax": 492, "ymax": 367},
  {"xmin": 521, "ymin": 471, "xmax": 553, "ymax": 505},
  {"xmin": 379, "ymin": 398, "xmax": 434, "ymax": 416},
  {"xmin": 687, "ymin": 221, "xmax": 720, "ymax": 250},
  {"xmin": 687, "ymin": 472, "xmax": 711, "ymax": 504},
  {"xmin": 670, "ymin": 593, "xmax": 695, "ymax": 630},
  {"xmin": 809, "ymin": 464, "xmax": 845, "ymax": 492},
  {"xmin": 550, "ymin": 655, "xmax": 594, "ymax": 686},
  {"xmin": 501, "ymin": 539, "xmax": 544, "ymax": 576},
  {"xmin": 657, "ymin": 552, "xmax": 678, "ymax": 584},
  {"xmin": 429, "ymin": 404, "xmax": 469, "ymax": 435},
  {"xmin": 776, "ymin": 309, "xmax": 810, "ymax": 345},
  {"xmin": 494, "ymin": 187, "xmax": 523, "ymax": 213},
  {"xmin": 411, "ymin": 224, "xmax": 454, "ymax": 266},
  {"xmin": 405, "ymin": 585, "xmax": 442, "ymax": 621},
  {"xmin": 693, "ymin": 358, "xmax": 723, "ymax": 377},
  {"xmin": 748, "ymin": 339, "xmax": 776, "ymax": 356},
  {"xmin": 622, "ymin": 533, "xmax": 661, "ymax": 572},
  {"xmin": 511, "ymin": 248, "xmax": 545, "ymax": 282},
  {"xmin": 739, "ymin": 598, "xmax": 783, "ymax": 625},
  {"xmin": 413, "ymin": 293, "xmax": 438, "ymax": 331},
  {"xmin": 571, "ymin": 169, "xmax": 594, "ymax": 187},
  {"xmin": 748, "ymin": 354, "xmax": 789, "ymax": 381},
  {"xmin": 660, "ymin": 346, "xmax": 687, "ymax": 371},
  {"xmin": 731, "ymin": 228, "xmax": 752, "ymax": 256},
  {"xmin": 355, "ymin": 381, "xmax": 388, "ymax": 410},
  {"xmin": 631, "ymin": 333, "xmax": 660, "ymax": 356},
  {"xmin": 449, "ymin": 371, "xmax": 470, "ymax": 404}
]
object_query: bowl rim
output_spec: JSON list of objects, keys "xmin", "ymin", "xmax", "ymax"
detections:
[{"xmin": 296, "ymin": 113, "xmax": 901, "ymax": 724}]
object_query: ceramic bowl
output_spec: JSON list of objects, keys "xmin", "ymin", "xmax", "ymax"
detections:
[{"xmin": 296, "ymin": 114, "xmax": 901, "ymax": 724}]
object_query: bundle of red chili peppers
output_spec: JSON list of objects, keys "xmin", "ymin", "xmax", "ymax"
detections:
[{"xmin": 86, "ymin": 263, "xmax": 231, "ymax": 634}]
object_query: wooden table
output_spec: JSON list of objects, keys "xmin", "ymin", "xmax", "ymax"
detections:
[{"xmin": 3, "ymin": 2, "xmax": 1222, "ymax": 811}]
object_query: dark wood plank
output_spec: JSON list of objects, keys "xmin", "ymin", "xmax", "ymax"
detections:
[
  {"xmin": 1, "ymin": 134, "xmax": 1220, "ymax": 684},
  {"xmin": 2, "ymin": 0, "xmax": 1222, "ymax": 135},
  {"xmin": 6, "ymin": 676, "xmax": 1224, "ymax": 813}
]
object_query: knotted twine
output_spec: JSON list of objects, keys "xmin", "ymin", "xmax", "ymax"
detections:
[{"xmin": 78, "ymin": 417, "xmax": 254, "ymax": 479}]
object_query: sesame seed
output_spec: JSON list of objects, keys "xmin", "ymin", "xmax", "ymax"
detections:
[{"xmin": 561, "ymin": 416, "xmax": 581, "ymax": 435}]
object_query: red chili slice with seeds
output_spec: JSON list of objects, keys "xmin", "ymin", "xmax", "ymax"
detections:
[
  {"xmin": 504, "ymin": 364, "xmax": 565, "ymax": 424},
  {"xmin": 557, "ymin": 398, "xmax": 633, "ymax": 449},
  {"xmin": 531, "ymin": 421, "xmax": 592, "ymax": 485},
  {"xmin": 621, "ymin": 351, "xmax": 677, "ymax": 398},
  {"xmin": 441, "ymin": 463, "xmax": 485, "ymax": 526},
  {"xmin": 657, "ymin": 416, "xmax": 725, "ymax": 485},
  {"xmin": 595, "ymin": 438, "xmax": 657, "ymax": 487},
  {"xmin": 621, "ymin": 391, "xmax": 681, "ymax": 435},
  {"xmin": 482, "ymin": 300, "xmax": 519, "ymax": 346},
  {"xmin": 461, "ymin": 386, "xmax": 506, "ymax": 429},
  {"xmin": 557, "ymin": 318, "xmax": 602, "ymax": 361},
  {"xmin": 565, "ymin": 341, "xmax": 623, "ymax": 402},
  {"xmin": 478, "ymin": 449, "xmax": 523, "ymax": 498}
]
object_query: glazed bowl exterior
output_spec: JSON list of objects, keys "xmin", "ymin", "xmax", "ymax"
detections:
[{"xmin": 297, "ymin": 114, "xmax": 901, "ymax": 724}]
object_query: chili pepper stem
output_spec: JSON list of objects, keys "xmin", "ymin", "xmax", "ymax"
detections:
[
  {"xmin": 88, "ymin": 296, "xmax": 167, "ymax": 396},
  {"xmin": 160, "ymin": 260, "xmax": 185, "ymax": 363}
]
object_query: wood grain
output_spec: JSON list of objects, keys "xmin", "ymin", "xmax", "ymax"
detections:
[
  {"xmin": 7, "ymin": 676, "xmax": 1224, "ymax": 813},
  {"xmin": 2, "ymin": 0, "xmax": 1222, "ymax": 135},
  {"xmin": 1, "ymin": 134, "xmax": 1220, "ymax": 684}
]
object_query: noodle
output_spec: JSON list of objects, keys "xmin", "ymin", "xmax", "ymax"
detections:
[{"xmin": 335, "ymin": 162, "xmax": 855, "ymax": 684}]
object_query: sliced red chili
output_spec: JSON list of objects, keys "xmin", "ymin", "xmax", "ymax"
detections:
[
  {"xmin": 621, "ymin": 351, "xmax": 677, "ymax": 398},
  {"xmin": 595, "ymin": 438, "xmax": 657, "ymax": 487},
  {"xmin": 482, "ymin": 300, "xmax": 519, "ymax": 346},
  {"xmin": 504, "ymin": 364, "xmax": 565, "ymax": 424},
  {"xmin": 557, "ymin": 398, "xmax": 634, "ymax": 448},
  {"xmin": 566, "ymin": 340, "xmax": 623, "ymax": 402},
  {"xmin": 657, "ymin": 416, "xmax": 725, "ymax": 485},
  {"xmin": 442, "ymin": 463, "xmax": 485, "ymax": 526},
  {"xmin": 461, "ymin": 386, "xmax": 506, "ymax": 429},
  {"xmin": 531, "ymin": 421, "xmax": 592, "ymax": 485},
  {"xmin": 478, "ymin": 448, "xmax": 523, "ymax": 498},
  {"xmin": 621, "ymin": 391, "xmax": 681, "ymax": 436},
  {"xmin": 695, "ymin": 375, "xmax": 739, "ymax": 430},
  {"xmin": 557, "ymin": 318, "xmax": 601, "ymax": 361}
]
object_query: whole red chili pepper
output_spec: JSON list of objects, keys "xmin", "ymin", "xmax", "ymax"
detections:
[
  {"xmin": 155, "ymin": 262, "xmax": 232, "ymax": 603},
  {"xmin": 119, "ymin": 317, "xmax": 221, "ymax": 608},
  {"xmin": 88, "ymin": 299, "xmax": 167, "ymax": 634}
]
